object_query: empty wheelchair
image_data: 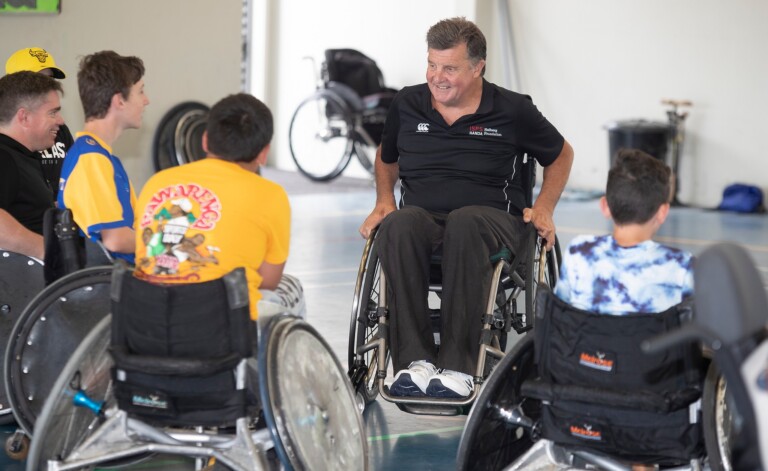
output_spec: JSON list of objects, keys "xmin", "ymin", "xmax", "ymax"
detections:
[
  {"xmin": 27, "ymin": 264, "xmax": 368, "ymax": 471},
  {"xmin": 348, "ymin": 158, "xmax": 560, "ymax": 415},
  {"xmin": 457, "ymin": 285, "xmax": 727, "ymax": 471},
  {"xmin": 289, "ymin": 48, "xmax": 398, "ymax": 181}
]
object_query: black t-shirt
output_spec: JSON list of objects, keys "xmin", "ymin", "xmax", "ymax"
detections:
[
  {"xmin": 380, "ymin": 80, "xmax": 564, "ymax": 215},
  {"xmin": 0, "ymin": 133, "xmax": 55, "ymax": 234},
  {"xmin": 38, "ymin": 124, "xmax": 73, "ymax": 199}
]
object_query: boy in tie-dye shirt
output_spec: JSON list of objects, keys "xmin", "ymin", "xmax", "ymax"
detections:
[{"xmin": 555, "ymin": 149, "xmax": 693, "ymax": 315}]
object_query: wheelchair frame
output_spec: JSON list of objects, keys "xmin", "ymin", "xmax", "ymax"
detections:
[
  {"xmin": 288, "ymin": 49, "xmax": 397, "ymax": 182},
  {"xmin": 347, "ymin": 158, "xmax": 560, "ymax": 415}
]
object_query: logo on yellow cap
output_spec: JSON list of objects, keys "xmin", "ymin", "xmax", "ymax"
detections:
[{"xmin": 29, "ymin": 48, "xmax": 49, "ymax": 63}]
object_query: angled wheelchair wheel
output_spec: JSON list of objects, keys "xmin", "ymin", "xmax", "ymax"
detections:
[
  {"xmin": 152, "ymin": 101, "xmax": 209, "ymax": 171},
  {"xmin": 524, "ymin": 229, "xmax": 560, "ymax": 329},
  {"xmin": 704, "ymin": 362, "xmax": 736, "ymax": 471},
  {"xmin": 289, "ymin": 89, "xmax": 355, "ymax": 181},
  {"xmin": 26, "ymin": 316, "xmax": 116, "ymax": 470},
  {"xmin": 4, "ymin": 266, "xmax": 112, "ymax": 435},
  {"xmin": 0, "ymin": 251, "xmax": 44, "ymax": 425},
  {"xmin": 456, "ymin": 334, "xmax": 540, "ymax": 471},
  {"xmin": 348, "ymin": 234, "xmax": 387, "ymax": 405},
  {"xmin": 259, "ymin": 315, "xmax": 368, "ymax": 471}
]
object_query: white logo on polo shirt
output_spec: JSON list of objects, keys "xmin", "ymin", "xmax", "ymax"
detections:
[{"xmin": 417, "ymin": 123, "xmax": 430, "ymax": 133}]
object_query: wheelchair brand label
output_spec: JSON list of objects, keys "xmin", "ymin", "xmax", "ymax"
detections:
[
  {"xmin": 132, "ymin": 393, "xmax": 169, "ymax": 410},
  {"xmin": 579, "ymin": 350, "xmax": 615, "ymax": 373},
  {"xmin": 570, "ymin": 423, "xmax": 603, "ymax": 441}
]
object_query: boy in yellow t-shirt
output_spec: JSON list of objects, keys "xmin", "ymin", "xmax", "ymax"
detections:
[{"xmin": 134, "ymin": 94, "xmax": 304, "ymax": 319}]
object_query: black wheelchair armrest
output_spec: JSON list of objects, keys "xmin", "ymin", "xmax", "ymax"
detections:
[{"xmin": 110, "ymin": 347, "xmax": 242, "ymax": 377}]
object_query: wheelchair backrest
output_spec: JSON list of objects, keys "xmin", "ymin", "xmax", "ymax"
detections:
[
  {"xmin": 534, "ymin": 286, "xmax": 702, "ymax": 393},
  {"xmin": 110, "ymin": 263, "xmax": 253, "ymax": 360},
  {"xmin": 324, "ymin": 48, "xmax": 387, "ymax": 98}
]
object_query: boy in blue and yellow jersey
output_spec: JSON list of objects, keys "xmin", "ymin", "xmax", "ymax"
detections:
[{"xmin": 58, "ymin": 51, "xmax": 149, "ymax": 263}]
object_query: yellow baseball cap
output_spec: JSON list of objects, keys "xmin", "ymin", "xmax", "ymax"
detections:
[{"xmin": 5, "ymin": 47, "xmax": 66, "ymax": 79}]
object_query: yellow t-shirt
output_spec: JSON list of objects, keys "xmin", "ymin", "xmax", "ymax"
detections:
[{"xmin": 134, "ymin": 158, "xmax": 290, "ymax": 319}]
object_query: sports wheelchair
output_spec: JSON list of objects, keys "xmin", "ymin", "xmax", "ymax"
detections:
[
  {"xmin": 347, "ymin": 158, "xmax": 560, "ymax": 416},
  {"xmin": 456, "ymin": 278, "xmax": 741, "ymax": 471},
  {"xmin": 26, "ymin": 263, "xmax": 368, "ymax": 471},
  {"xmin": 2, "ymin": 209, "xmax": 114, "ymax": 459},
  {"xmin": 289, "ymin": 48, "xmax": 398, "ymax": 181}
]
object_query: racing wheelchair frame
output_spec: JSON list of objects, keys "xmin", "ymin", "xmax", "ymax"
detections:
[
  {"xmin": 289, "ymin": 48, "xmax": 398, "ymax": 181},
  {"xmin": 347, "ymin": 157, "xmax": 560, "ymax": 415},
  {"xmin": 26, "ymin": 264, "xmax": 368, "ymax": 471}
]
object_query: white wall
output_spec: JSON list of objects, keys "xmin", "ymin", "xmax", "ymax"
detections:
[
  {"xmin": 498, "ymin": 0, "xmax": 768, "ymax": 206},
  {"xmin": 0, "ymin": 0, "xmax": 243, "ymax": 190}
]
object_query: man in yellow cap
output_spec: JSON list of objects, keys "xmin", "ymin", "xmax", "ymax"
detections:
[{"xmin": 6, "ymin": 47, "xmax": 74, "ymax": 199}]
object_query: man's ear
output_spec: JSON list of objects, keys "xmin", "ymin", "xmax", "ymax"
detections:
[
  {"xmin": 15, "ymin": 107, "xmax": 30, "ymax": 127},
  {"xmin": 599, "ymin": 195, "xmax": 612, "ymax": 219},
  {"xmin": 201, "ymin": 131, "xmax": 209, "ymax": 153},
  {"xmin": 111, "ymin": 92, "xmax": 124, "ymax": 110}
]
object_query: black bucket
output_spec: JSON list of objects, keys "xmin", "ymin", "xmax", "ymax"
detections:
[{"xmin": 606, "ymin": 120, "xmax": 669, "ymax": 167}]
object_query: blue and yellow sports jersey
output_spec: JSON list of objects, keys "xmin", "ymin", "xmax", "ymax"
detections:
[{"xmin": 58, "ymin": 132, "xmax": 136, "ymax": 263}]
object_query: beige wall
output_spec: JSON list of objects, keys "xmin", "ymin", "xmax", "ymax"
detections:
[{"xmin": 0, "ymin": 0, "xmax": 243, "ymax": 190}]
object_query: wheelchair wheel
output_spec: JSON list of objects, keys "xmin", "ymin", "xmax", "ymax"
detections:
[
  {"xmin": 289, "ymin": 89, "xmax": 355, "ymax": 181},
  {"xmin": 704, "ymin": 362, "xmax": 736, "ymax": 471},
  {"xmin": 524, "ymin": 229, "xmax": 560, "ymax": 329},
  {"xmin": 348, "ymin": 233, "xmax": 387, "ymax": 405},
  {"xmin": 456, "ymin": 334, "xmax": 540, "ymax": 471},
  {"xmin": 152, "ymin": 101, "xmax": 209, "ymax": 171},
  {"xmin": 259, "ymin": 315, "xmax": 368, "ymax": 471},
  {"xmin": 4, "ymin": 266, "xmax": 112, "ymax": 435},
  {"xmin": 26, "ymin": 316, "xmax": 119, "ymax": 469},
  {"xmin": 0, "ymin": 250, "xmax": 44, "ymax": 425}
]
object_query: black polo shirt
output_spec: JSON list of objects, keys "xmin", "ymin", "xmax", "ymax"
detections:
[
  {"xmin": 0, "ymin": 133, "xmax": 55, "ymax": 234},
  {"xmin": 380, "ymin": 79, "xmax": 564, "ymax": 215}
]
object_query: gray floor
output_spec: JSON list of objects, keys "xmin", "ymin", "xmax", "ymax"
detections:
[{"xmin": 3, "ymin": 168, "xmax": 768, "ymax": 470}]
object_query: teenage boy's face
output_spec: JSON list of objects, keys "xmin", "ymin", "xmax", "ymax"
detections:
[{"xmin": 122, "ymin": 79, "xmax": 149, "ymax": 129}]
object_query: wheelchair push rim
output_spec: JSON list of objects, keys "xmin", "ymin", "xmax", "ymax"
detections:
[{"xmin": 4, "ymin": 266, "xmax": 112, "ymax": 436}]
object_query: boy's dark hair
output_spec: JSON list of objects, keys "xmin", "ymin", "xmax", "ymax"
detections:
[
  {"xmin": 0, "ymin": 71, "xmax": 62, "ymax": 124},
  {"xmin": 206, "ymin": 93, "xmax": 273, "ymax": 163},
  {"xmin": 607, "ymin": 149, "xmax": 672, "ymax": 225},
  {"xmin": 78, "ymin": 51, "xmax": 145, "ymax": 120},
  {"xmin": 426, "ymin": 17, "xmax": 486, "ymax": 76}
]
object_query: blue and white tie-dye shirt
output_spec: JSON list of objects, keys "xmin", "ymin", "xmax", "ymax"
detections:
[{"xmin": 555, "ymin": 234, "xmax": 694, "ymax": 315}]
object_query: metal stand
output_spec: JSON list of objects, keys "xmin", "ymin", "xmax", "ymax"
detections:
[{"xmin": 662, "ymin": 99, "xmax": 692, "ymax": 207}]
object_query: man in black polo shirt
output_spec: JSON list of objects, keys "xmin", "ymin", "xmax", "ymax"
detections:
[
  {"xmin": 359, "ymin": 17, "xmax": 574, "ymax": 398},
  {"xmin": 0, "ymin": 71, "xmax": 64, "ymax": 259}
]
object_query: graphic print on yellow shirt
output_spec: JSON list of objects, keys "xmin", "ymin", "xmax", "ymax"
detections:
[{"xmin": 136, "ymin": 184, "xmax": 222, "ymax": 281}]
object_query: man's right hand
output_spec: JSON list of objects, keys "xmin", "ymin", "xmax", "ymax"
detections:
[{"xmin": 359, "ymin": 203, "xmax": 396, "ymax": 239}]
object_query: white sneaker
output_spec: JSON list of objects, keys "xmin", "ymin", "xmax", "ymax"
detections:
[
  {"xmin": 426, "ymin": 369, "xmax": 473, "ymax": 398},
  {"xmin": 389, "ymin": 360, "xmax": 438, "ymax": 397}
]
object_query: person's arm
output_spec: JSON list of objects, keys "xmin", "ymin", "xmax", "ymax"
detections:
[
  {"xmin": 523, "ymin": 139, "xmax": 574, "ymax": 249},
  {"xmin": 359, "ymin": 145, "xmax": 399, "ymax": 239},
  {"xmin": 0, "ymin": 209, "xmax": 44, "ymax": 260},
  {"xmin": 100, "ymin": 226, "xmax": 135, "ymax": 254},
  {"xmin": 258, "ymin": 260, "xmax": 285, "ymax": 290}
]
